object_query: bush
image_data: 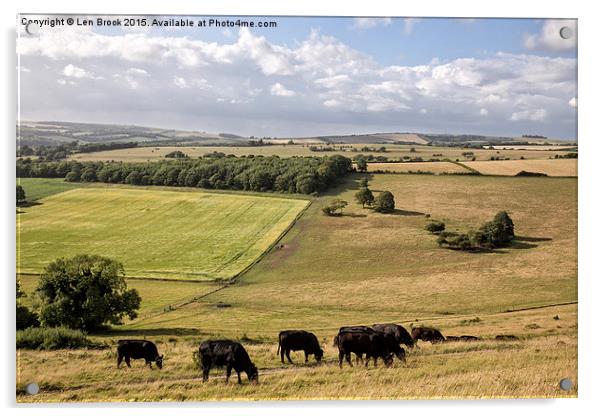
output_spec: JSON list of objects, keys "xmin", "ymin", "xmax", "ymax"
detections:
[
  {"xmin": 355, "ymin": 187, "xmax": 374, "ymax": 208},
  {"xmin": 425, "ymin": 221, "xmax": 445, "ymax": 234},
  {"xmin": 16, "ymin": 327, "xmax": 91, "ymax": 350},
  {"xmin": 322, "ymin": 199, "xmax": 348, "ymax": 216},
  {"xmin": 16, "ymin": 305, "xmax": 40, "ymax": 330},
  {"xmin": 373, "ymin": 191, "xmax": 395, "ymax": 213}
]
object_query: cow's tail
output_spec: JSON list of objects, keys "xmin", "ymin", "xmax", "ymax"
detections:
[{"xmin": 276, "ymin": 335, "xmax": 281, "ymax": 356}]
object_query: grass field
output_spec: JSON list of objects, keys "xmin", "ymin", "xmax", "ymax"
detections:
[
  {"xmin": 367, "ymin": 161, "xmax": 470, "ymax": 174},
  {"xmin": 16, "ymin": 173, "xmax": 577, "ymax": 401},
  {"xmin": 17, "ymin": 187, "xmax": 309, "ymax": 280},
  {"xmin": 464, "ymin": 159, "xmax": 577, "ymax": 177},
  {"xmin": 17, "ymin": 178, "xmax": 84, "ymax": 201},
  {"xmin": 69, "ymin": 143, "xmax": 576, "ymax": 163}
]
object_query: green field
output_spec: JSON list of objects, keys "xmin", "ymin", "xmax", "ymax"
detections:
[
  {"xmin": 16, "ymin": 173, "xmax": 577, "ymax": 401},
  {"xmin": 17, "ymin": 187, "xmax": 309, "ymax": 281},
  {"xmin": 17, "ymin": 178, "xmax": 84, "ymax": 201}
]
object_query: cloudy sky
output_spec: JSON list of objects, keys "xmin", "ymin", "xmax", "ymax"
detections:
[{"xmin": 17, "ymin": 16, "xmax": 577, "ymax": 139}]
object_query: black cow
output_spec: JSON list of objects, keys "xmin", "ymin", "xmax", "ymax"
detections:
[
  {"xmin": 336, "ymin": 328, "xmax": 394, "ymax": 368},
  {"xmin": 117, "ymin": 340, "xmax": 163, "ymax": 369},
  {"xmin": 411, "ymin": 327, "xmax": 445, "ymax": 344},
  {"xmin": 336, "ymin": 325, "xmax": 406, "ymax": 363},
  {"xmin": 199, "ymin": 340, "xmax": 258, "ymax": 384},
  {"xmin": 277, "ymin": 330, "xmax": 323, "ymax": 364},
  {"xmin": 372, "ymin": 323, "xmax": 415, "ymax": 349}
]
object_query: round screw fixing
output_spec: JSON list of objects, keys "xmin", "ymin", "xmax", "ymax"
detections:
[
  {"xmin": 559, "ymin": 378, "xmax": 573, "ymax": 391},
  {"xmin": 559, "ymin": 26, "xmax": 573, "ymax": 40},
  {"xmin": 25, "ymin": 382, "xmax": 40, "ymax": 395}
]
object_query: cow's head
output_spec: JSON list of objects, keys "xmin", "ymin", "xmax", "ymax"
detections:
[
  {"xmin": 383, "ymin": 353, "xmax": 394, "ymax": 367},
  {"xmin": 247, "ymin": 364, "xmax": 259, "ymax": 383},
  {"xmin": 156, "ymin": 355, "xmax": 164, "ymax": 369},
  {"xmin": 315, "ymin": 348, "xmax": 324, "ymax": 363}
]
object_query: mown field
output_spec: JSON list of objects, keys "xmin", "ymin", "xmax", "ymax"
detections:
[
  {"xmin": 16, "ymin": 173, "xmax": 577, "ymax": 401},
  {"xmin": 366, "ymin": 161, "xmax": 470, "ymax": 174},
  {"xmin": 69, "ymin": 143, "xmax": 576, "ymax": 163},
  {"xmin": 16, "ymin": 177, "xmax": 85, "ymax": 201},
  {"xmin": 17, "ymin": 186, "xmax": 309, "ymax": 280},
  {"xmin": 463, "ymin": 159, "xmax": 577, "ymax": 177}
]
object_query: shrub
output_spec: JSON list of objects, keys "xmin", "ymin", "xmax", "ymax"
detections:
[
  {"xmin": 425, "ymin": 221, "xmax": 445, "ymax": 234},
  {"xmin": 16, "ymin": 305, "xmax": 39, "ymax": 330},
  {"xmin": 16, "ymin": 327, "xmax": 91, "ymax": 350},
  {"xmin": 373, "ymin": 191, "xmax": 395, "ymax": 213},
  {"xmin": 322, "ymin": 199, "xmax": 348, "ymax": 216},
  {"xmin": 355, "ymin": 187, "xmax": 374, "ymax": 208}
]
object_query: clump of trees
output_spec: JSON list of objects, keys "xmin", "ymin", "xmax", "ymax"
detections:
[
  {"xmin": 437, "ymin": 211, "xmax": 515, "ymax": 251},
  {"xmin": 16, "ymin": 154, "xmax": 353, "ymax": 195},
  {"xmin": 16, "ymin": 280, "xmax": 39, "ymax": 330},
  {"xmin": 322, "ymin": 199, "xmax": 348, "ymax": 216},
  {"xmin": 425, "ymin": 221, "xmax": 445, "ymax": 234},
  {"xmin": 36, "ymin": 255, "xmax": 141, "ymax": 331},
  {"xmin": 373, "ymin": 191, "xmax": 395, "ymax": 213},
  {"xmin": 355, "ymin": 178, "xmax": 374, "ymax": 208},
  {"xmin": 165, "ymin": 150, "xmax": 188, "ymax": 159}
]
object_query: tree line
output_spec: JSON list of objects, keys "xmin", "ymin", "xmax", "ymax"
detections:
[
  {"xmin": 16, "ymin": 154, "xmax": 353, "ymax": 195},
  {"xmin": 17, "ymin": 141, "xmax": 139, "ymax": 160}
]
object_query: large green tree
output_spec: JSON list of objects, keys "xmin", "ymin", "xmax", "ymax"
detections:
[
  {"xmin": 373, "ymin": 191, "xmax": 395, "ymax": 213},
  {"xmin": 36, "ymin": 255, "xmax": 141, "ymax": 331}
]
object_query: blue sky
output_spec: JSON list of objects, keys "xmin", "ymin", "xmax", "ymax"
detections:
[{"xmin": 18, "ymin": 16, "xmax": 578, "ymax": 138}]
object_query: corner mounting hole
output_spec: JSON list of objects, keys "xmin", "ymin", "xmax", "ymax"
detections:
[{"xmin": 559, "ymin": 378, "xmax": 573, "ymax": 391}]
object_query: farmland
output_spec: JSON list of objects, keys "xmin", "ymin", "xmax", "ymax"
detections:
[
  {"xmin": 17, "ymin": 187, "xmax": 309, "ymax": 281},
  {"xmin": 16, "ymin": 173, "xmax": 577, "ymax": 401},
  {"xmin": 366, "ymin": 161, "xmax": 471, "ymax": 174},
  {"xmin": 463, "ymin": 159, "xmax": 577, "ymax": 177},
  {"xmin": 68, "ymin": 143, "xmax": 576, "ymax": 163}
]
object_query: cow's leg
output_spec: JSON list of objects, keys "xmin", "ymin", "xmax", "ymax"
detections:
[
  {"xmin": 146, "ymin": 360, "xmax": 153, "ymax": 369},
  {"xmin": 202, "ymin": 365, "xmax": 210, "ymax": 382},
  {"xmin": 338, "ymin": 351, "xmax": 344, "ymax": 368},
  {"xmin": 373, "ymin": 356, "xmax": 378, "ymax": 367},
  {"xmin": 125, "ymin": 356, "xmax": 131, "ymax": 368},
  {"xmin": 117, "ymin": 353, "xmax": 123, "ymax": 369},
  {"xmin": 285, "ymin": 349, "xmax": 293, "ymax": 364},
  {"xmin": 237, "ymin": 371, "xmax": 242, "ymax": 384},
  {"xmin": 345, "ymin": 353, "xmax": 353, "ymax": 367},
  {"xmin": 225, "ymin": 365, "xmax": 232, "ymax": 384},
  {"xmin": 304, "ymin": 351, "xmax": 309, "ymax": 363},
  {"xmin": 280, "ymin": 347, "xmax": 285, "ymax": 364}
]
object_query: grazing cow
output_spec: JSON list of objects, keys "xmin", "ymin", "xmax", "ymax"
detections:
[
  {"xmin": 372, "ymin": 323, "xmax": 415, "ymax": 349},
  {"xmin": 277, "ymin": 330, "xmax": 323, "ymax": 364},
  {"xmin": 117, "ymin": 340, "xmax": 163, "ymax": 369},
  {"xmin": 336, "ymin": 325, "xmax": 406, "ymax": 363},
  {"xmin": 199, "ymin": 340, "xmax": 258, "ymax": 384},
  {"xmin": 336, "ymin": 328, "xmax": 394, "ymax": 368},
  {"xmin": 411, "ymin": 327, "xmax": 445, "ymax": 344},
  {"xmin": 444, "ymin": 335, "xmax": 481, "ymax": 343}
]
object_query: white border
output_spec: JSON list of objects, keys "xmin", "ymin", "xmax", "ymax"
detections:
[{"xmin": 3, "ymin": 0, "xmax": 601, "ymax": 415}]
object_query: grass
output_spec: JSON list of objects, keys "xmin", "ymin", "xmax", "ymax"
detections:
[
  {"xmin": 17, "ymin": 178, "xmax": 84, "ymax": 201},
  {"xmin": 367, "ymin": 161, "xmax": 470, "ymax": 174},
  {"xmin": 16, "ymin": 173, "xmax": 577, "ymax": 401},
  {"xmin": 17, "ymin": 187, "xmax": 309, "ymax": 281},
  {"xmin": 463, "ymin": 159, "xmax": 577, "ymax": 177},
  {"xmin": 69, "ymin": 143, "xmax": 576, "ymax": 163}
]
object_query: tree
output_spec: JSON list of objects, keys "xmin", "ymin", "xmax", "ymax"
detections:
[
  {"xmin": 16, "ymin": 185, "xmax": 26, "ymax": 204},
  {"xmin": 355, "ymin": 187, "xmax": 374, "ymax": 208},
  {"xmin": 479, "ymin": 211, "xmax": 515, "ymax": 247},
  {"xmin": 373, "ymin": 191, "xmax": 395, "ymax": 213},
  {"xmin": 65, "ymin": 169, "xmax": 80, "ymax": 182},
  {"xmin": 425, "ymin": 221, "xmax": 445, "ymax": 234},
  {"xmin": 359, "ymin": 177, "xmax": 369, "ymax": 188},
  {"xmin": 322, "ymin": 199, "xmax": 348, "ymax": 216},
  {"xmin": 16, "ymin": 280, "xmax": 39, "ymax": 330},
  {"xmin": 80, "ymin": 168, "xmax": 97, "ymax": 182},
  {"xmin": 36, "ymin": 255, "xmax": 141, "ymax": 331},
  {"xmin": 355, "ymin": 156, "xmax": 368, "ymax": 173}
]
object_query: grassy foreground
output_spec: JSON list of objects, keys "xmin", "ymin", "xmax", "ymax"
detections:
[
  {"xmin": 16, "ymin": 173, "xmax": 577, "ymax": 401},
  {"xmin": 17, "ymin": 187, "xmax": 309, "ymax": 280}
]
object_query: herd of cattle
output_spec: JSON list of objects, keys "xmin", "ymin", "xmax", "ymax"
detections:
[{"xmin": 116, "ymin": 324, "xmax": 492, "ymax": 384}]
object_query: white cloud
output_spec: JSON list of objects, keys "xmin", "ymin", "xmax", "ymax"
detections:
[
  {"xmin": 510, "ymin": 109, "xmax": 547, "ymax": 121},
  {"xmin": 524, "ymin": 19, "xmax": 577, "ymax": 51},
  {"xmin": 351, "ymin": 18, "xmax": 393, "ymax": 30},
  {"xmin": 403, "ymin": 18, "xmax": 421, "ymax": 35},
  {"xmin": 419, "ymin": 108, "xmax": 428, "ymax": 114},
  {"xmin": 479, "ymin": 108, "xmax": 489, "ymax": 116},
  {"xmin": 126, "ymin": 68, "xmax": 149, "ymax": 77},
  {"xmin": 62, "ymin": 64, "xmax": 98, "ymax": 79},
  {"xmin": 270, "ymin": 83, "xmax": 296, "ymax": 97},
  {"xmin": 568, "ymin": 97, "xmax": 577, "ymax": 108},
  {"xmin": 173, "ymin": 76, "xmax": 188, "ymax": 89}
]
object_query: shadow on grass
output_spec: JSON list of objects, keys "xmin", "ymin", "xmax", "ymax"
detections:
[
  {"xmin": 514, "ymin": 235, "xmax": 552, "ymax": 243},
  {"xmin": 390, "ymin": 208, "xmax": 425, "ymax": 216},
  {"xmin": 343, "ymin": 212, "xmax": 368, "ymax": 218},
  {"xmin": 17, "ymin": 201, "xmax": 43, "ymax": 208}
]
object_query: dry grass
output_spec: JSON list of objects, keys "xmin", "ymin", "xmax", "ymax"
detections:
[
  {"xmin": 367, "ymin": 162, "xmax": 470, "ymax": 174},
  {"xmin": 463, "ymin": 159, "xmax": 577, "ymax": 177}
]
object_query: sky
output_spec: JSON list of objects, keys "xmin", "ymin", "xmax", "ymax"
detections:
[{"xmin": 17, "ymin": 16, "xmax": 577, "ymax": 139}]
